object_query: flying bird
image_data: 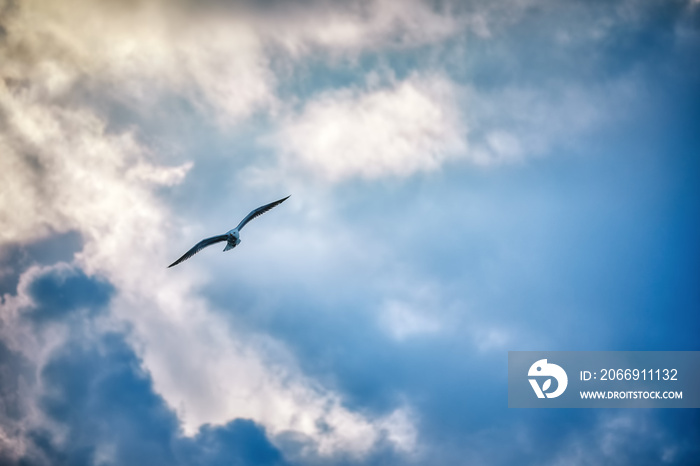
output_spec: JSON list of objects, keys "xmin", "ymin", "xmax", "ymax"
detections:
[{"xmin": 168, "ymin": 195, "xmax": 290, "ymax": 268}]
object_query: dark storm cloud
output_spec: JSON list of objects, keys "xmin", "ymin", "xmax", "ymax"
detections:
[
  {"xmin": 177, "ymin": 421, "xmax": 286, "ymax": 466},
  {"xmin": 24, "ymin": 266, "xmax": 113, "ymax": 324},
  {"xmin": 2, "ymin": 332, "xmax": 287, "ymax": 466}
]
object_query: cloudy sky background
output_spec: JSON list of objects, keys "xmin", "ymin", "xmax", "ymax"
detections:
[{"xmin": 1, "ymin": 0, "xmax": 699, "ymax": 464}]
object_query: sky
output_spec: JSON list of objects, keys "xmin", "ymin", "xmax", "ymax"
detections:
[{"xmin": 0, "ymin": 0, "xmax": 699, "ymax": 465}]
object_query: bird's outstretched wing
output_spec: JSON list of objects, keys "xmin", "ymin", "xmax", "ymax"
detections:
[
  {"xmin": 235, "ymin": 195, "xmax": 290, "ymax": 231},
  {"xmin": 168, "ymin": 234, "xmax": 228, "ymax": 268}
]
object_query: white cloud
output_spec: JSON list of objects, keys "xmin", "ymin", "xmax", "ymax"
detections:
[
  {"xmin": 378, "ymin": 408, "xmax": 418, "ymax": 453},
  {"xmin": 1, "ymin": 0, "xmax": 275, "ymax": 124},
  {"xmin": 472, "ymin": 327, "xmax": 510, "ymax": 352},
  {"xmin": 0, "ymin": 0, "xmax": 471, "ymax": 126},
  {"xmin": 269, "ymin": 75, "xmax": 624, "ymax": 180},
  {"xmin": 259, "ymin": 0, "xmax": 462, "ymax": 55},
  {"xmin": 0, "ymin": 81, "xmax": 179, "ymax": 246},
  {"xmin": 374, "ymin": 278, "xmax": 453, "ymax": 341},
  {"xmin": 273, "ymin": 74, "xmax": 467, "ymax": 181},
  {"xmin": 380, "ymin": 299, "xmax": 442, "ymax": 341}
]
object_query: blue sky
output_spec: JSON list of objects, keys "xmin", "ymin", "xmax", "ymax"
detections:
[{"xmin": 0, "ymin": 0, "xmax": 699, "ymax": 464}]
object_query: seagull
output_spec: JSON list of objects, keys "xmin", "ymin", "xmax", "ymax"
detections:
[{"xmin": 168, "ymin": 195, "xmax": 290, "ymax": 268}]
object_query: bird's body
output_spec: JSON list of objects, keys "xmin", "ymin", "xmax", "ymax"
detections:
[{"xmin": 168, "ymin": 195, "xmax": 289, "ymax": 268}]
